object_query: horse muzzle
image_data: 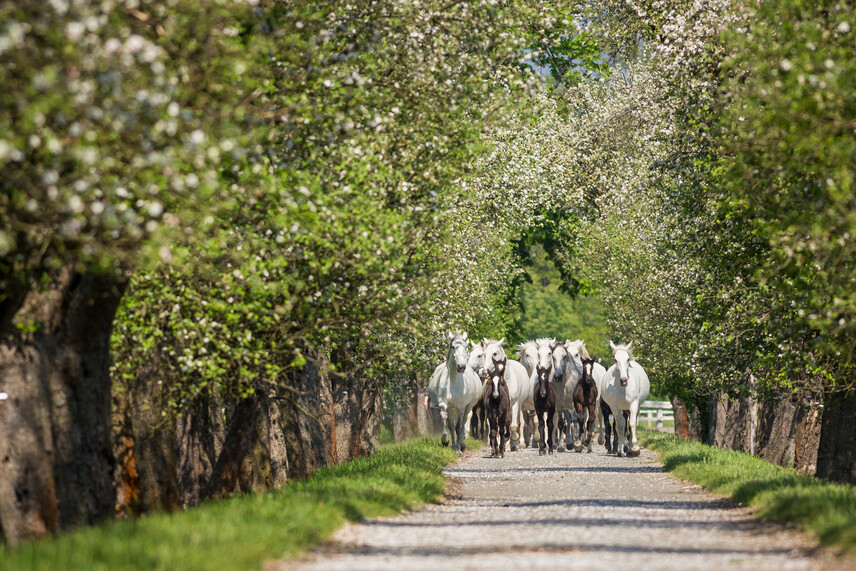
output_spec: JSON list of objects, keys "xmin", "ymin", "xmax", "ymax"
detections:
[
  {"xmin": 620, "ymin": 378, "xmax": 628, "ymax": 387},
  {"xmin": 456, "ymin": 365, "xmax": 466, "ymax": 373}
]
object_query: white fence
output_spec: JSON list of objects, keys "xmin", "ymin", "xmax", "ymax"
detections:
[{"xmin": 639, "ymin": 400, "xmax": 674, "ymax": 428}]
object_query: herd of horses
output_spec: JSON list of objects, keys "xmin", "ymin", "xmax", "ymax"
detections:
[{"xmin": 426, "ymin": 333, "xmax": 651, "ymax": 459}]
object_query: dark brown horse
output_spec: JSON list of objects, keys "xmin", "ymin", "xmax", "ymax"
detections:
[
  {"xmin": 601, "ymin": 400, "xmax": 619, "ymax": 454},
  {"xmin": 573, "ymin": 358, "xmax": 599, "ymax": 452},
  {"xmin": 484, "ymin": 357, "xmax": 511, "ymax": 458},
  {"xmin": 534, "ymin": 364, "xmax": 556, "ymax": 456}
]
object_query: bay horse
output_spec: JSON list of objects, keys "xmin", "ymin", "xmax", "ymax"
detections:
[
  {"xmin": 484, "ymin": 357, "xmax": 511, "ymax": 458},
  {"xmin": 534, "ymin": 364, "xmax": 556, "ymax": 456},
  {"xmin": 573, "ymin": 358, "xmax": 599, "ymax": 452}
]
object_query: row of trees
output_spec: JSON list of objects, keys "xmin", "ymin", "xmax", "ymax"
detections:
[
  {"xmin": 0, "ymin": 0, "xmax": 575, "ymax": 544},
  {"xmin": 530, "ymin": 1, "xmax": 856, "ymax": 476},
  {"xmin": 3, "ymin": 0, "xmax": 853, "ymax": 547}
]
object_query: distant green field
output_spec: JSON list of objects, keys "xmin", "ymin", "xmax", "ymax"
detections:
[
  {"xmin": 1, "ymin": 437, "xmax": 480, "ymax": 571},
  {"xmin": 641, "ymin": 429, "xmax": 856, "ymax": 553},
  {"xmin": 519, "ymin": 246, "xmax": 611, "ymax": 356}
]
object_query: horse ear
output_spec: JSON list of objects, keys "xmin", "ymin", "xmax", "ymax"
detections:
[
  {"xmin": 462, "ymin": 331, "xmax": 468, "ymax": 341},
  {"xmin": 448, "ymin": 331, "xmax": 454, "ymax": 341},
  {"xmin": 626, "ymin": 341, "xmax": 633, "ymax": 351},
  {"xmin": 498, "ymin": 337, "xmax": 505, "ymax": 347},
  {"xmin": 609, "ymin": 340, "xmax": 617, "ymax": 353}
]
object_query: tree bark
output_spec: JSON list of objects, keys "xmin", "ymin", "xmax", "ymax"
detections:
[
  {"xmin": 671, "ymin": 397, "xmax": 690, "ymax": 439},
  {"xmin": 816, "ymin": 389, "xmax": 856, "ymax": 484},
  {"xmin": 0, "ymin": 270, "xmax": 124, "ymax": 545}
]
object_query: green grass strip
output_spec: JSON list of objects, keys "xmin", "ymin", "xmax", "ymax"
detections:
[
  {"xmin": 1, "ymin": 437, "xmax": 480, "ymax": 571},
  {"xmin": 640, "ymin": 429, "xmax": 856, "ymax": 552}
]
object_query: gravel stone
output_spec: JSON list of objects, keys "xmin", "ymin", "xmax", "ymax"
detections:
[{"xmin": 274, "ymin": 444, "xmax": 842, "ymax": 570}]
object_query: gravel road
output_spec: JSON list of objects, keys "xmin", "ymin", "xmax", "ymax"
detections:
[{"xmin": 274, "ymin": 443, "xmax": 841, "ymax": 570}]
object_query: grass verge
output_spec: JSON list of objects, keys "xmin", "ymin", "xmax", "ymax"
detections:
[
  {"xmin": 1, "ymin": 437, "xmax": 480, "ymax": 571},
  {"xmin": 640, "ymin": 429, "xmax": 856, "ymax": 552}
]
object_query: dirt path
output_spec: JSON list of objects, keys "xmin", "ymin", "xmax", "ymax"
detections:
[{"xmin": 274, "ymin": 444, "xmax": 840, "ymax": 570}]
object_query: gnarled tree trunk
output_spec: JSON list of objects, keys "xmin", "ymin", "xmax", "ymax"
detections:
[
  {"xmin": 816, "ymin": 389, "xmax": 856, "ymax": 484},
  {"xmin": 0, "ymin": 270, "xmax": 124, "ymax": 545}
]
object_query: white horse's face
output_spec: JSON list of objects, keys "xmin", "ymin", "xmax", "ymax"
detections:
[
  {"xmin": 468, "ymin": 344, "xmax": 485, "ymax": 376},
  {"xmin": 566, "ymin": 342, "xmax": 583, "ymax": 366},
  {"xmin": 518, "ymin": 342, "xmax": 538, "ymax": 372},
  {"xmin": 483, "ymin": 340, "xmax": 506, "ymax": 374},
  {"xmin": 551, "ymin": 343, "xmax": 567, "ymax": 381},
  {"xmin": 614, "ymin": 349, "xmax": 631, "ymax": 386},
  {"xmin": 449, "ymin": 335, "xmax": 469, "ymax": 373},
  {"xmin": 536, "ymin": 341, "xmax": 553, "ymax": 370}
]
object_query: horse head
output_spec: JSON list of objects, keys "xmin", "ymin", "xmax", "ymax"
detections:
[
  {"xmin": 535, "ymin": 338, "xmax": 554, "ymax": 370},
  {"xmin": 448, "ymin": 331, "xmax": 469, "ymax": 373},
  {"xmin": 491, "ymin": 355, "xmax": 507, "ymax": 376},
  {"xmin": 468, "ymin": 340, "xmax": 485, "ymax": 377},
  {"xmin": 517, "ymin": 341, "xmax": 538, "ymax": 374},
  {"xmin": 551, "ymin": 341, "xmax": 567, "ymax": 382},
  {"xmin": 488, "ymin": 366, "xmax": 504, "ymax": 398},
  {"xmin": 535, "ymin": 364, "xmax": 552, "ymax": 398},
  {"xmin": 609, "ymin": 340, "xmax": 634, "ymax": 386},
  {"xmin": 483, "ymin": 339, "xmax": 507, "ymax": 374},
  {"xmin": 581, "ymin": 357, "xmax": 596, "ymax": 386}
]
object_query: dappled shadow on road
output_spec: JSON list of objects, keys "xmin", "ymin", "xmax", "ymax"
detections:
[
  {"xmin": 319, "ymin": 540, "xmax": 810, "ymax": 560},
  {"xmin": 498, "ymin": 498, "xmax": 734, "ymax": 510},
  {"xmin": 445, "ymin": 465, "xmax": 663, "ymax": 475},
  {"xmin": 360, "ymin": 514, "xmax": 752, "ymax": 532}
]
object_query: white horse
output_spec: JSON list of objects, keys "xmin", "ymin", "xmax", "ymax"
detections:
[
  {"xmin": 483, "ymin": 338, "xmax": 533, "ymax": 451},
  {"xmin": 427, "ymin": 332, "xmax": 483, "ymax": 451},
  {"xmin": 516, "ymin": 339, "xmax": 549, "ymax": 447},
  {"xmin": 601, "ymin": 341, "xmax": 650, "ymax": 457},
  {"xmin": 550, "ymin": 340, "xmax": 580, "ymax": 451}
]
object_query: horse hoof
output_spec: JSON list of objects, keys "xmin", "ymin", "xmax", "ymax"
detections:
[
  {"xmin": 598, "ymin": 435, "xmax": 605, "ymax": 445},
  {"xmin": 631, "ymin": 447, "xmax": 641, "ymax": 457},
  {"xmin": 510, "ymin": 444, "xmax": 518, "ymax": 452},
  {"xmin": 618, "ymin": 450, "xmax": 626, "ymax": 458},
  {"xmin": 460, "ymin": 443, "xmax": 467, "ymax": 453}
]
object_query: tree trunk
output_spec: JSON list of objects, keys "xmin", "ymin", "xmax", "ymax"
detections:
[
  {"xmin": 0, "ymin": 270, "xmax": 124, "ymax": 545},
  {"xmin": 671, "ymin": 397, "xmax": 690, "ymax": 439},
  {"xmin": 816, "ymin": 389, "xmax": 856, "ymax": 484}
]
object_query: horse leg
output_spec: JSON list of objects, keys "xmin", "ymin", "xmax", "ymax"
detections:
[
  {"xmin": 537, "ymin": 409, "xmax": 546, "ymax": 455},
  {"xmin": 450, "ymin": 408, "xmax": 462, "ymax": 451},
  {"xmin": 440, "ymin": 405, "xmax": 450, "ymax": 446},
  {"xmin": 585, "ymin": 403, "xmax": 596, "ymax": 452},
  {"xmin": 459, "ymin": 406, "xmax": 472, "ymax": 453},
  {"xmin": 488, "ymin": 414, "xmax": 497, "ymax": 457},
  {"xmin": 499, "ymin": 415, "xmax": 508, "ymax": 458},
  {"xmin": 509, "ymin": 401, "xmax": 520, "ymax": 451},
  {"xmin": 596, "ymin": 397, "xmax": 605, "ymax": 446},
  {"xmin": 573, "ymin": 402, "xmax": 584, "ymax": 452},
  {"xmin": 628, "ymin": 401, "xmax": 641, "ymax": 456},
  {"xmin": 600, "ymin": 401, "xmax": 611, "ymax": 451},
  {"xmin": 616, "ymin": 409, "xmax": 628, "ymax": 457},
  {"xmin": 547, "ymin": 410, "xmax": 555, "ymax": 454}
]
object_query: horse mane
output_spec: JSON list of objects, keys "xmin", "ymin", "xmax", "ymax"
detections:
[
  {"xmin": 578, "ymin": 341, "xmax": 591, "ymax": 360},
  {"xmin": 535, "ymin": 337, "xmax": 555, "ymax": 348},
  {"xmin": 516, "ymin": 340, "xmax": 537, "ymax": 360}
]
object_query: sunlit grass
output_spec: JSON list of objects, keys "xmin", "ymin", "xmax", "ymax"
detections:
[
  {"xmin": 640, "ymin": 429, "xmax": 856, "ymax": 552},
  {"xmin": 0, "ymin": 437, "xmax": 477, "ymax": 571}
]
